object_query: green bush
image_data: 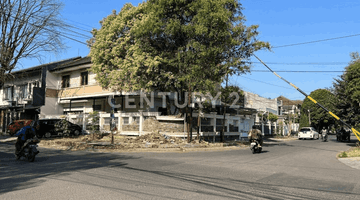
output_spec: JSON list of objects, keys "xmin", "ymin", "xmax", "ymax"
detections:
[{"xmin": 339, "ymin": 151, "xmax": 348, "ymax": 158}]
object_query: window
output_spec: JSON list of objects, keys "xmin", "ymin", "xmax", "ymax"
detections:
[
  {"xmin": 92, "ymin": 105, "xmax": 101, "ymax": 111},
  {"xmin": 123, "ymin": 117, "xmax": 129, "ymax": 124},
  {"xmin": 62, "ymin": 75, "xmax": 70, "ymax": 88},
  {"xmin": 201, "ymin": 118, "xmax": 211, "ymax": 126},
  {"xmin": 80, "ymin": 71, "xmax": 88, "ymax": 85},
  {"xmin": 20, "ymin": 85, "xmax": 28, "ymax": 98},
  {"xmin": 133, "ymin": 117, "xmax": 140, "ymax": 124},
  {"xmin": 4, "ymin": 87, "xmax": 13, "ymax": 100}
]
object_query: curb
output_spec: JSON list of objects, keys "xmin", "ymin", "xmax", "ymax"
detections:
[
  {"xmin": 0, "ymin": 137, "xmax": 17, "ymax": 143},
  {"xmin": 338, "ymin": 157, "xmax": 360, "ymax": 170}
]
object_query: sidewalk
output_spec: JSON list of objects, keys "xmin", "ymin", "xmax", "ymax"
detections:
[{"xmin": 338, "ymin": 157, "xmax": 360, "ymax": 170}]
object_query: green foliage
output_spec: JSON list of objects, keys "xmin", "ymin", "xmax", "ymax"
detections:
[
  {"xmin": 87, "ymin": 111, "xmax": 100, "ymax": 133},
  {"xmin": 268, "ymin": 112, "xmax": 278, "ymax": 123},
  {"xmin": 220, "ymin": 85, "xmax": 244, "ymax": 105},
  {"xmin": 54, "ymin": 118, "xmax": 71, "ymax": 136},
  {"xmin": 333, "ymin": 53, "xmax": 360, "ymax": 129},
  {"xmin": 299, "ymin": 110, "xmax": 310, "ymax": 129},
  {"xmin": 339, "ymin": 151, "xmax": 348, "ymax": 158},
  {"xmin": 89, "ymin": 0, "xmax": 270, "ymax": 97},
  {"xmin": 300, "ymin": 89, "xmax": 337, "ymax": 131}
]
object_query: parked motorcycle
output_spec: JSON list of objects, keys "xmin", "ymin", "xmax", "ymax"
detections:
[
  {"xmin": 15, "ymin": 137, "xmax": 40, "ymax": 162},
  {"xmin": 250, "ymin": 139, "xmax": 262, "ymax": 154}
]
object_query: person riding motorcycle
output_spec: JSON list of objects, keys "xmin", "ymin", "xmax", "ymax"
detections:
[
  {"xmin": 248, "ymin": 125, "xmax": 263, "ymax": 147},
  {"xmin": 321, "ymin": 127, "xmax": 328, "ymax": 141},
  {"xmin": 14, "ymin": 122, "xmax": 38, "ymax": 155}
]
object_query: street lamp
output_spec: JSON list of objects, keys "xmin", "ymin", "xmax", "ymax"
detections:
[{"xmin": 308, "ymin": 109, "xmax": 311, "ymax": 126}]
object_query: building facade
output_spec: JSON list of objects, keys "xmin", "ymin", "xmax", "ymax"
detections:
[
  {"xmin": 1, "ymin": 56, "xmax": 261, "ymax": 139},
  {"xmin": 0, "ymin": 57, "xmax": 80, "ymax": 132}
]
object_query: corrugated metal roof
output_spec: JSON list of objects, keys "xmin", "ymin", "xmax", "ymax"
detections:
[
  {"xmin": 10, "ymin": 57, "xmax": 81, "ymax": 74},
  {"xmin": 50, "ymin": 56, "xmax": 91, "ymax": 72}
]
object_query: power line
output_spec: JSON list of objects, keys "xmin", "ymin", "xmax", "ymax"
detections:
[
  {"xmin": 272, "ymin": 33, "xmax": 360, "ymax": 48},
  {"xmin": 240, "ymin": 76, "xmax": 294, "ymax": 90},
  {"xmin": 252, "ymin": 70, "xmax": 345, "ymax": 73},
  {"xmin": 251, "ymin": 62, "xmax": 347, "ymax": 65},
  {"xmin": 0, "ymin": 9, "xmax": 89, "ymax": 46}
]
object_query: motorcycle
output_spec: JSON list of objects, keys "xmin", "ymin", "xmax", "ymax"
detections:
[
  {"xmin": 15, "ymin": 137, "xmax": 40, "ymax": 162},
  {"xmin": 322, "ymin": 132, "xmax": 328, "ymax": 142},
  {"xmin": 336, "ymin": 129, "xmax": 350, "ymax": 142},
  {"xmin": 250, "ymin": 139, "xmax": 262, "ymax": 154}
]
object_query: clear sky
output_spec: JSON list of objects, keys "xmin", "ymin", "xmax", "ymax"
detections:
[{"xmin": 17, "ymin": 0, "xmax": 360, "ymax": 101}]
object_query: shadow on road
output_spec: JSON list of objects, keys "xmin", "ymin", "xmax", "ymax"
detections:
[
  {"xmin": 100, "ymin": 165, "xmax": 357, "ymax": 199},
  {"xmin": 0, "ymin": 143, "xmax": 138, "ymax": 195}
]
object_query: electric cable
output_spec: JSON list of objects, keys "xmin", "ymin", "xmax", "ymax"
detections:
[
  {"xmin": 240, "ymin": 76, "xmax": 293, "ymax": 90},
  {"xmin": 251, "ymin": 62, "xmax": 347, "ymax": 66},
  {"xmin": 254, "ymin": 54, "xmax": 360, "ymax": 142},
  {"xmin": 252, "ymin": 70, "xmax": 345, "ymax": 73},
  {"xmin": 0, "ymin": 8, "xmax": 91, "ymax": 46},
  {"xmin": 272, "ymin": 33, "xmax": 360, "ymax": 48}
]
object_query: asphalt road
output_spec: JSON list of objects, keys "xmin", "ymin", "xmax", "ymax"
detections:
[{"xmin": 1, "ymin": 135, "xmax": 359, "ymax": 200}]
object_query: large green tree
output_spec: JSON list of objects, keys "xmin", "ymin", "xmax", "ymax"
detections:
[
  {"xmin": 89, "ymin": 0, "xmax": 270, "ymax": 141},
  {"xmin": 333, "ymin": 53, "xmax": 360, "ymax": 129},
  {"xmin": 300, "ymin": 89, "xmax": 337, "ymax": 131}
]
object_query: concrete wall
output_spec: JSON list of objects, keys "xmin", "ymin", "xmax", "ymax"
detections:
[
  {"xmin": 244, "ymin": 91, "xmax": 279, "ymax": 114},
  {"xmin": 46, "ymin": 70, "xmax": 60, "ymax": 90},
  {"xmin": 143, "ymin": 117, "xmax": 184, "ymax": 133},
  {"xmin": 40, "ymin": 97, "xmax": 62, "ymax": 116}
]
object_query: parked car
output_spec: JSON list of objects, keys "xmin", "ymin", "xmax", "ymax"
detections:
[
  {"xmin": 7, "ymin": 119, "xmax": 33, "ymax": 136},
  {"xmin": 298, "ymin": 127, "xmax": 319, "ymax": 140},
  {"xmin": 32, "ymin": 119, "xmax": 82, "ymax": 138}
]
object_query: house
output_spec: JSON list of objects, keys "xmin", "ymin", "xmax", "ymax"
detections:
[
  {"xmin": 1, "ymin": 56, "xmax": 260, "ymax": 139},
  {"xmin": 47, "ymin": 57, "xmax": 258, "ymax": 138},
  {"xmin": 277, "ymin": 96, "xmax": 303, "ymax": 134},
  {"xmin": 277, "ymin": 96, "xmax": 302, "ymax": 115},
  {"xmin": 243, "ymin": 91, "xmax": 282, "ymax": 135},
  {"xmin": 0, "ymin": 57, "xmax": 80, "ymax": 132}
]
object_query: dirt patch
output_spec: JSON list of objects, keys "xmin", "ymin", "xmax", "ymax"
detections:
[{"xmin": 38, "ymin": 132, "xmax": 248, "ymax": 152}]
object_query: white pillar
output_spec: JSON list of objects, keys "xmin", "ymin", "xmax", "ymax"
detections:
[
  {"xmin": 139, "ymin": 110, "xmax": 143, "ymax": 135},
  {"xmin": 82, "ymin": 113, "xmax": 86, "ymax": 132},
  {"xmin": 117, "ymin": 111, "xmax": 122, "ymax": 132},
  {"xmin": 99, "ymin": 112, "xmax": 105, "ymax": 131},
  {"xmin": 211, "ymin": 112, "xmax": 217, "ymax": 133},
  {"xmin": 268, "ymin": 120, "xmax": 271, "ymax": 135}
]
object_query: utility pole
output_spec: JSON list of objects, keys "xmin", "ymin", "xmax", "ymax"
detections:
[
  {"xmin": 308, "ymin": 109, "xmax": 311, "ymax": 126},
  {"xmin": 221, "ymin": 75, "xmax": 228, "ymax": 142}
]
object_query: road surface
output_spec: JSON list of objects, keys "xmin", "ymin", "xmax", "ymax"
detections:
[{"xmin": 1, "ymin": 135, "xmax": 359, "ymax": 199}]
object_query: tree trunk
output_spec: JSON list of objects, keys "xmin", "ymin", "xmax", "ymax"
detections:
[
  {"xmin": 197, "ymin": 110, "xmax": 201, "ymax": 140},
  {"xmin": 187, "ymin": 85, "xmax": 192, "ymax": 143},
  {"xmin": 166, "ymin": 95, "xmax": 171, "ymax": 115}
]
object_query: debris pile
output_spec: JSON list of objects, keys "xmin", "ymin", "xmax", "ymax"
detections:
[{"xmin": 38, "ymin": 132, "xmax": 247, "ymax": 152}]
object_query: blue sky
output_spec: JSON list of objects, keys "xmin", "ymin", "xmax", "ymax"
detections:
[{"xmin": 17, "ymin": 0, "xmax": 360, "ymax": 101}]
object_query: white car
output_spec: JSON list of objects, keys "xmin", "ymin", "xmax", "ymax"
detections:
[{"xmin": 298, "ymin": 127, "xmax": 319, "ymax": 140}]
